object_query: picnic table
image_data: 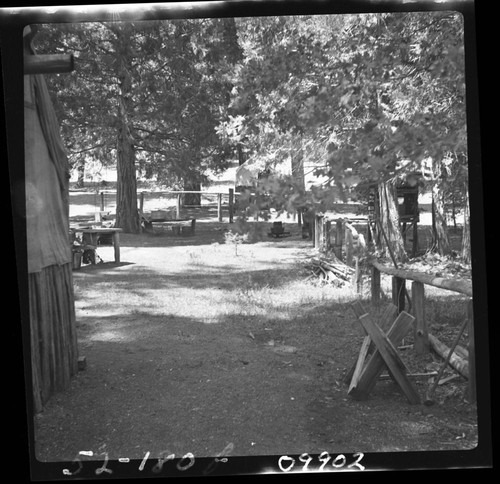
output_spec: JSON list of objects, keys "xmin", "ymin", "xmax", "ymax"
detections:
[{"xmin": 71, "ymin": 226, "xmax": 123, "ymax": 264}]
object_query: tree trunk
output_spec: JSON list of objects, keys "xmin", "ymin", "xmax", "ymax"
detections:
[
  {"xmin": 115, "ymin": 28, "xmax": 140, "ymax": 234},
  {"xmin": 431, "ymin": 184, "xmax": 451, "ymax": 255},
  {"xmin": 378, "ymin": 181, "xmax": 407, "ymax": 263},
  {"xmin": 75, "ymin": 160, "xmax": 85, "ymax": 188},
  {"xmin": 461, "ymin": 183, "xmax": 471, "ymax": 263},
  {"xmin": 291, "ymin": 137, "xmax": 306, "ymax": 225},
  {"xmin": 183, "ymin": 181, "xmax": 201, "ymax": 206}
]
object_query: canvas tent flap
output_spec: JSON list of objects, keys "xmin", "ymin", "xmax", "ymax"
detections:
[{"xmin": 25, "ymin": 67, "xmax": 72, "ymax": 273}]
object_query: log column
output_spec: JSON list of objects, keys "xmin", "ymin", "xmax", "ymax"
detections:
[{"xmin": 411, "ymin": 281, "xmax": 429, "ymax": 354}]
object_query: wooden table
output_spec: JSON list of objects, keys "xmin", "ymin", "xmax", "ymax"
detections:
[{"xmin": 71, "ymin": 227, "xmax": 123, "ymax": 263}]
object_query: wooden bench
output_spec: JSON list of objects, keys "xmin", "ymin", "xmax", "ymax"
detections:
[{"xmin": 141, "ymin": 214, "xmax": 196, "ymax": 236}]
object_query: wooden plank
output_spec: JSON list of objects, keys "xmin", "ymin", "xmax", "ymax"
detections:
[
  {"xmin": 358, "ymin": 313, "xmax": 420, "ymax": 404},
  {"xmin": 371, "ymin": 260, "xmax": 472, "ymax": 296},
  {"xmin": 411, "ymin": 281, "xmax": 429, "ymax": 354},
  {"xmin": 344, "ymin": 303, "xmax": 397, "ymax": 385},
  {"xmin": 350, "ymin": 311, "xmax": 415, "ymax": 400},
  {"xmin": 24, "ymin": 54, "xmax": 74, "ymax": 75},
  {"xmin": 349, "ymin": 336, "xmax": 371, "ymax": 393}
]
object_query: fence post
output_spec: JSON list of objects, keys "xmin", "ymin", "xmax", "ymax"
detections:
[
  {"xmin": 411, "ymin": 281, "xmax": 428, "ymax": 354},
  {"xmin": 176, "ymin": 193, "xmax": 181, "ymax": 219},
  {"xmin": 467, "ymin": 298, "xmax": 476, "ymax": 403},
  {"xmin": 217, "ymin": 193, "xmax": 222, "ymax": 222},
  {"xmin": 392, "ymin": 276, "xmax": 406, "ymax": 313},
  {"xmin": 371, "ymin": 265, "xmax": 381, "ymax": 305},
  {"xmin": 139, "ymin": 192, "xmax": 144, "ymax": 213},
  {"xmin": 228, "ymin": 188, "xmax": 234, "ymax": 223},
  {"xmin": 314, "ymin": 214, "xmax": 323, "ymax": 249},
  {"xmin": 100, "ymin": 191, "xmax": 105, "ymax": 211}
]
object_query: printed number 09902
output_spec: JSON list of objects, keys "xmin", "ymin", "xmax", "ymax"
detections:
[{"xmin": 278, "ymin": 452, "xmax": 364, "ymax": 472}]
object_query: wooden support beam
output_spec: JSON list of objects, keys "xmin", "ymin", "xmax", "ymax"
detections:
[
  {"xmin": 344, "ymin": 303, "xmax": 397, "ymax": 385},
  {"xmin": 358, "ymin": 312, "xmax": 420, "ymax": 404},
  {"xmin": 24, "ymin": 54, "xmax": 75, "ymax": 75}
]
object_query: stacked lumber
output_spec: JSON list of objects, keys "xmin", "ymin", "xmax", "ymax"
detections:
[{"xmin": 306, "ymin": 256, "xmax": 356, "ymax": 286}]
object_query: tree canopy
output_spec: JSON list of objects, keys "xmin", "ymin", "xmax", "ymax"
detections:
[{"xmin": 34, "ymin": 11, "xmax": 468, "ymax": 244}]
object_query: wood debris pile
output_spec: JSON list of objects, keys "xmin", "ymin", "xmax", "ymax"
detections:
[{"xmin": 305, "ymin": 256, "xmax": 356, "ymax": 286}]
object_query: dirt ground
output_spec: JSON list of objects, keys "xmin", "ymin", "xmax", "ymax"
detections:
[{"xmin": 32, "ymin": 195, "xmax": 482, "ymax": 475}]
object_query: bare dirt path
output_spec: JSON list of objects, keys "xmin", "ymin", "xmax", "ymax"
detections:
[{"xmin": 33, "ymin": 216, "xmax": 478, "ymax": 473}]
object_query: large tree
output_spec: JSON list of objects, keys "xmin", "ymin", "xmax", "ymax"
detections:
[
  {"xmin": 34, "ymin": 19, "xmax": 237, "ymax": 232},
  {"xmin": 218, "ymin": 12, "xmax": 468, "ymax": 261}
]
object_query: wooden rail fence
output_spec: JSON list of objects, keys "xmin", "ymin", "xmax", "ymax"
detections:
[
  {"xmin": 98, "ymin": 189, "xmax": 235, "ymax": 223},
  {"xmin": 370, "ymin": 259, "xmax": 475, "ymax": 403}
]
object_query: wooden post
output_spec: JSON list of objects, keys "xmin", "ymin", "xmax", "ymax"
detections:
[
  {"xmin": 371, "ymin": 265, "xmax": 381, "ymax": 305},
  {"xmin": 411, "ymin": 281, "xmax": 428, "ymax": 354},
  {"xmin": 139, "ymin": 192, "xmax": 144, "ymax": 213},
  {"xmin": 412, "ymin": 221, "xmax": 419, "ymax": 257},
  {"xmin": 345, "ymin": 226, "xmax": 353, "ymax": 266},
  {"xmin": 314, "ymin": 215, "xmax": 323, "ymax": 249},
  {"xmin": 176, "ymin": 193, "xmax": 181, "ymax": 219},
  {"xmin": 297, "ymin": 209, "xmax": 302, "ymax": 227},
  {"xmin": 217, "ymin": 193, "xmax": 222, "ymax": 222},
  {"xmin": 100, "ymin": 191, "xmax": 105, "ymax": 211},
  {"xmin": 323, "ymin": 219, "xmax": 331, "ymax": 251},
  {"xmin": 354, "ymin": 257, "xmax": 361, "ymax": 292},
  {"xmin": 467, "ymin": 299, "xmax": 476, "ymax": 403},
  {"xmin": 113, "ymin": 231, "xmax": 120, "ymax": 264},
  {"xmin": 392, "ymin": 276, "xmax": 406, "ymax": 313},
  {"xmin": 228, "ymin": 188, "xmax": 234, "ymax": 223},
  {"xmin": 335, "ymin": 220, "xmax": 344, "ymax": 260}
]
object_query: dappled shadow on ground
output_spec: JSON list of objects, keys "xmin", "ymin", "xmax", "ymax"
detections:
[
  {"xmin": 73, "ymin": 260, "xmax": 308, "ymax": 300},
  {"xmin": 36, "ymin": 288, "xmax": 478, "ymax": 463}
]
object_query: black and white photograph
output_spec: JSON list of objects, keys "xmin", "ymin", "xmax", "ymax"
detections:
[{"xmin": 0, "ymin": 0, "xmax": 491, "ymax": 478}]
